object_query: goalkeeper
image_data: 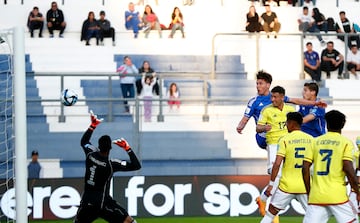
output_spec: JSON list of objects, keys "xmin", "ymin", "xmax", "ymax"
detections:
[{"xmin": 74, "ymin": 110, "xmax": 141, "ymax": 223}]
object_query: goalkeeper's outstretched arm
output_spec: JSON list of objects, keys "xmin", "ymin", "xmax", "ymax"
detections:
[
  {"xmin": 81, "ymin": 110, "xmax": 103, "ymax": 154},
  {"xmin": 112, "ymin": 138, "xmax": 141, "ymax": 171}
]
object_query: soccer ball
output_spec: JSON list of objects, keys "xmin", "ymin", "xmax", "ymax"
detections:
[{"xmin": 61, "ymin": 89, "xmax": 78, "ymax": 106}]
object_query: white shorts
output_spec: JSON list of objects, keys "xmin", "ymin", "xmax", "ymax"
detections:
[
  {"xmin": 267, "ymin": 144, "xmax": 279, "ymax": 174},
  {"xmin": 270, "ymin": 189, "xmax": 307, "ymax": 211},
  {"xmin": 303, "ymin": 201, "xmax": 358, "ymax": 223},
  {"xmin": 349, "ymin": 191, "xmax": 359, "ymax": 221}
]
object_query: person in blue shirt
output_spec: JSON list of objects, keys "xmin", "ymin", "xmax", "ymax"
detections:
[
  {"xmin": 298, "ymin": 82, "xmax": 326, "ymax": 137},
  {"xmin": 28, "ymin": 150, "xmax": 41, "ymax": 179},
  {"xmin": 125, "ymin": 2, "xmax": 143, "ymax": 38},
  {"xmin": 304, "ymin": 42, "xmax": 321, "ymax": 83},
  {"xmin": 236, "ymin": 71, "xmax": 325, "ymax": 149}
]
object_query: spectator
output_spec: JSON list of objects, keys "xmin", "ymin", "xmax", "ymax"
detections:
[
  {"xmin": 46, "ymin": 1, "xmax": 66, "ymax": 38},
  {"xmin": 261, "ymin": 4, "xmax": 281, "ymax": 38},
  {"xmin": 167, "ymin": 82, "xmax": 180, "ymax": 110},
  {"xmin": 320, "ymin": 41, "xmax": 344, "ymax": 79},
  {"xmin": 312, "ymin": 7, "xmax": 328, "ymax": 33},
  {"xmin": 335, "ymin": 11, "xmax": 360, "ymax": 49},
  {"xmin": 27, "ymin": 6, "xmax": 44, "ymax": 38},
  {"xmin": 292, "ymin": 0, "xmax": 316, "ymax": 6},
  {"xmin": 125, "ymin": 2, "xmax": 143, "ymax": 38},
  {"xmin": 183, "ymin": 0, "xmax": 194, "ymax": 5},
  {"xmin": 98, "ymin": 11, "xmax": 116, "ymax": 46},
  {"xmin": 136, "ymin": 61, "xmax": 159, "ymax": 96},
  {"xmin": 169, "ymin": 7, "xmax": 185, "ymax": 38},
  {"xmin": 142, "ymin": 5, "xmax": 162, "ymax": 38},
  {"xmin": 298, "ymin": 7, "xmax": 325, "ymax": 45},
  {"xmin": 137, "ymin": 0, "xmax": 158, "ymax": 5},
  {"xmin": 117, "ymin": 56, "xmax": 138, "ymax": 113},
  {"xmin": 346, "ymin": 44, "xmax": 360, "ymax": 79},
  {"xmin": 81, "ymin": 11, "xmax": 100, "ymax": 46},
  {"xmin": 265, "ymin": 0, "xmax": 279, "ymax": 7},
  {"xmin": 304, "ymin": 42, "xmax": 321, "ymax": 83},
  {"xmin": 245, "ymin": 5, "xmax": 262, "ymax": 33},
  {"xmin": 28, "ymin": 150, "xmax": 41, "ymax": 179},
  {"xmin": 141, "ymin": 73, "xmax": 157, "ymax": 122}
]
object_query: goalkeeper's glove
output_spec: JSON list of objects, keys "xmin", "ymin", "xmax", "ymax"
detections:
[
  {"xmin": 89, "ymin": 110, "xmax": 103, "ymax": 130},
  {"xmin": 112, "ymin": 138, "xmax": 131, "ymax": 151}
]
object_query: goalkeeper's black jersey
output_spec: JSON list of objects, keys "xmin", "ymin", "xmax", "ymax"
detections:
[{"xmin": 80, "ymin": 129, "xmax": 141, "ymax": 208}]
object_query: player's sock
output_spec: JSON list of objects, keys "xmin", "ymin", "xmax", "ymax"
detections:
[
  {"xmin": 256, "ymin": 196, "xmax": 267, "ymax": 216},
  {"xmin": 272, "ymin": 215, "xmax": 280, "ymax": 223},
  {"xmin": 260, "ymin": 212, "xmax": 275, "ymax": 223}
]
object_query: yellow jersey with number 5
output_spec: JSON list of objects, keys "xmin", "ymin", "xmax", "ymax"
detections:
[
  {"xmin": 304, "ymin": 132, "xmax": 354, "ymax": 204},
  {"xmin": 258, "ymin": 104, "xmax": 295, "ymax": 145}
]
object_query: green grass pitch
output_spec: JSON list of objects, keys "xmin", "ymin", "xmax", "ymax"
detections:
[{"xmin": 29, "ymin": 216, "xmax": 337, "ymax": 223}]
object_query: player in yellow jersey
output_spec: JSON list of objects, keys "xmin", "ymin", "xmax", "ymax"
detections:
[
  {"xmin": 256, "ymin": 86, "xmax": 295, "ymax": 223},
  {"xmin": 302, "ymin": 110, "xmax": 360, "ymax": 223},
  {"xmin": 349, "ymin": 136, "xmax": 360, "ymax": 221},
  {"xmin": 260, "ymin": 112, "xmax": 313, "ymax": 223}
]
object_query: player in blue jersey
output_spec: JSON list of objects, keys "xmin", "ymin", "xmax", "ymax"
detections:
[
  {"xmin": 236, "ymin": 71, "xmax": 325, "ymax": 149},
  {"xmin": 298, "ymin": 82, "xmax": 326, "ymax": 137}
]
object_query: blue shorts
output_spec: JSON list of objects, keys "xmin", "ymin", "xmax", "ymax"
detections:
[{"xmin": 255, "ymin": 133, "xmax": 267, "ymax": 150}]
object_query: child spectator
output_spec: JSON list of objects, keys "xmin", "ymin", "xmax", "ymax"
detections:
[
  {"xmin": 141, "ymin": 73, "xmax": 157, "ymax": 122},
  {"xmin": 167, "ymin": 82, "xmax": 180, "ymax": 110},
  {"xmin": 136, "ymin": 61, "xmax": 159, "ymax": 96}
]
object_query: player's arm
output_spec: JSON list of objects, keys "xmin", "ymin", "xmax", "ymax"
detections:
[
  {"xmin": 264, "ymin": 155, "xmax": 283, "ymax": 196},
  {"xmin": 343, "ymin": 160, "xmax": 360, "ymax": 200},
  {"xmin": 302, "ymin": 113, "xmax": 316, "ymax": 124},
  {"xmin": 236, "ymin": 116, "xmax": 250, "ymax": 134},
  {"xmin": 112, "ymin": 138, "xmax": 141, "ymax": 171},
  {"xmin": 302, "ymin": 160, "xmax": 312, "ymax": 195},
  {"xmin": 288, "ymin": 97, "xmax": 327, "ymax": 108},
  {"xmin": 81, "ymin": 110, "xmax": 103, "ymax": 153}
]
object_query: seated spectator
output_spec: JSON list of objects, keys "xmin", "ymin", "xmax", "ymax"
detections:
[
  {"xmin": 167, "ymin": 82, "xmax": 180, "ymax": 110},
  {"xmin": 27, "ymin": 6, "xmax": 44, "ymax": 38},
  {"xmin": 81, "ymin": 11, "xmax": 100, "ymax": 46},
  {"xmin": 245, "ymin": 5, "xmax": 262, "ymax": 32},
  {"xmin": 136, "ymin": 61, "xmax": 159, "ymax": 96},
  {"xmin": 169, "ymin": 7, "xmax": 185, "ymax": 38},
  {"xmin": 125, "ymin": 2, "xmax": 143, "ymax": 38},
  {"xmin": 292, "ymin": 0, "xmax": 315, "ymax": 6},
  {"xmin": 46, "ymin": 1, "xmax": 66, "ymax": 38},
  {"xmin": 304, "ymin": 42, "xmax": 321, "ymax": 82},
  {"xmin": 346, "ymin": 44, "xmax": 360, "ymax": 79},
  {"xmin": 335, "ymin": 11, "xmax": 360, "ymax": 49},
  {"xmin": 142, "ymin": 5, "xmax": 162, "ymax": 38},
  {"xmin": 261, "ymin": 4, "xmax": 281, "ymax": 38},
  {"xmin": 312, "ymin": 7, "xmax": 327, "ymax": 33},
  {"xmin": 320, "ymin": 41, "xmax": 344, "ymax": 79},
  {"xmin": 298, "ymin": 6, "xmax": 325, "ymax": 45},
  {"xmin": 98, "ymin": 11, "xmax": 115, "ymax": 46},
  {"xmin": 265, "ymin": 0, "xmax": 279, "ymax": 7}
]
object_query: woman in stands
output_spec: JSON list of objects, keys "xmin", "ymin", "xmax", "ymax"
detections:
[
  {"xmin": 169, "ymin": 7, "xmax": 185, "ymax": 38},
  {"xmin": 81, "ymin": 11, "xmax": 100, "ymax": 46},
  {"xmin": 167, "ymin": 82, "xmax": 180, "ymax": 110},
  {"xmin": 312, "ymin": 7, "xmax": 328, "ymax": 33},
  {"xmin": 142, "ymin": 5, "xmax": 162, "ymax": 38},
  {"xmin": 245, "ymin": 5, "xmax": 262, "ymax": 33},
  {"xmin": 136, "ymin": 61, "xmax": 159, "ymax": 96}
]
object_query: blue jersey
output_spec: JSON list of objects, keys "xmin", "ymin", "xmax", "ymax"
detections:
[
  {"xmin": 304, "ymin": 50, "xmax": 319, "ymax": 67},
  {"xmin": 298, "ymin": 99, "xmax": 326, "ymax": 137},
  {"xmin": 244, "ymin": 94, "xmax": 289, "ymax": 149},
  {"xmin": 244, "ymin": 94, "xmax": 290, "ymax": 124}
]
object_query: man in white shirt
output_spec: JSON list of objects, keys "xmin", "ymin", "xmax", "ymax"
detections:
[
  {"xmin": 298, "ymin": 6, "xmax": 325, "ymax": 45},
  {"xmin": 346, "ymin": 44, "xmax": 360, "ymax": 78}
]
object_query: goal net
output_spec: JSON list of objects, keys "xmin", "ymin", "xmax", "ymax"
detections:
[{"xmin": 0, "ymin": 29, "xmax": 15, "ymax": 223}]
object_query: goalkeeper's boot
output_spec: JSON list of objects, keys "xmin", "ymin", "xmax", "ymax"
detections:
[
  {"xmin": 255, "ymin": 196, "xmax": 266, "ymax": 216},
  {"xmin": 272, "ymin": 215, "xmax": 279, "ymax": 223}
]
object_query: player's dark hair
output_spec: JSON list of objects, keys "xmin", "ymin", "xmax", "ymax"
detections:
[
  {"xmin": 98, "ymin": 135, "xmax": 112, "ymax": 152},
  {"xmin": 256, "ymin": 71, "xmax": 272, "ymax": 84},
  {"xmin": 287, "ymin": 112, "xmax": 303, "ymax": 126},
  {"xmin": 304, "ymin": 82, "xmax": 319, "ymax": 96},
  {"xmin": 325, "ymin": 110, "xmax": 346, "ymax": 131},
  {"xmin": 271, "ymin": 86, "xmax": 285, "ymax": 95}
]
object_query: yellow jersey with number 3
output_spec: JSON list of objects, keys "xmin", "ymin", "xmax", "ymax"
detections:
[
  {"xmin": 304, "ymin": 132, "xmax": 354, "ymax": 204},
  {"xmin": 277, "ymin": 130, "xmax": 313, "ymax": 193},
  {"xmin": 258, "ymin": 104, "xmax": 295, "ymax": 145}
]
